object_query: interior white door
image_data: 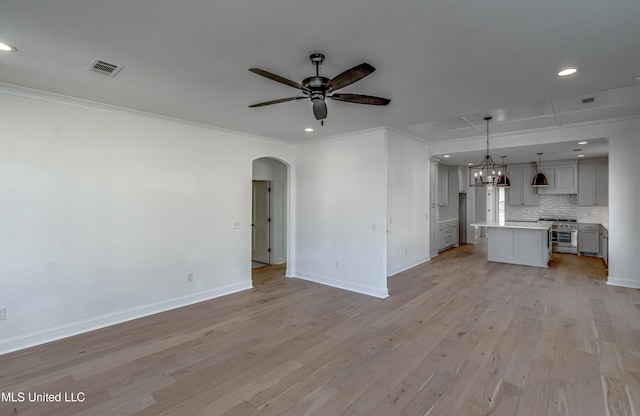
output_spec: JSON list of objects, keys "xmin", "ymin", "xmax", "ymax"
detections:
[{"xmin": 252, "ymin": 180, "xmax": 270, "ymax": 264}]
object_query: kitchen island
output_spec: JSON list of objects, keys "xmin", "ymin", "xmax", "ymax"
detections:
[{"xmin": 472, "ymin": 221, "xmax": 552, "ymax": 268}]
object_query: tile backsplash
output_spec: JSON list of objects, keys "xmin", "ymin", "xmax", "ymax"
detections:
[{"xmin": 508, "ymin": 194, "xmax": 609, "ymax": 224}]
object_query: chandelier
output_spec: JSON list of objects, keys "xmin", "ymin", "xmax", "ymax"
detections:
[{"xmin": 469, "ymin": 116, "xmax": 505, "ymax": 187}]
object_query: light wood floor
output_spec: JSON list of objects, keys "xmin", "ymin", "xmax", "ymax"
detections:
[{"xmin": 2, "ymin": 242, "xmax": 639, "ymax": 416}]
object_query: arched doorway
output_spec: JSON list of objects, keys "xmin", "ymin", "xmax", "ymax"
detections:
[{"xmin": 251, "ymin": 157, "xmax": 288, "ymax": 280}]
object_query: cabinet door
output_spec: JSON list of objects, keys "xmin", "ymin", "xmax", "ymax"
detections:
[
  {"xmin": 438, "ymin": 165, "xmax": 448, "ymax": 206},
  {"xmin": 578, "ymin": 164, "xmax": 597, "ymax": 206},
  {"xmin": 555, "ymin": 166, "xmax": 577, "ymax": 193},
  {"xmin": 596, "ymin": 164, "xmax": 608, "ymax": 206},
  {"xmin": 522, "ymin": 169, "xmax": 539, "ymax": 205},
  {"xmin": 579, "ymin": 230, "xmax": 599, "ymax": 254},
  {"xmin": 508, "ymin": 169, "xmax": 524, "ymax": 205}
]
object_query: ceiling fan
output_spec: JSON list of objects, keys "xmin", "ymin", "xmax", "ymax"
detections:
[{"xmin": 248, "ymin": 53, "xmax": 391, "ymax": 121}]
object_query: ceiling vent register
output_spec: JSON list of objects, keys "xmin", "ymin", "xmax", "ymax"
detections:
[{"xmin": 87, "ymin": 58, "xmax": 124, "ymax": 77}]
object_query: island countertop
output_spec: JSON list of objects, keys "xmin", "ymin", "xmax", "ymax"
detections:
[{"xmin": 471, "ymin": 221, "xmax": 552, "ymax": 230}]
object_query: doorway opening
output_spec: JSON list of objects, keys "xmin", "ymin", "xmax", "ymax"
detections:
[
  {"xmin": 252, "ymin": 180, "xmax": 271, "ymax": 267},
  {"xmin": 251, "ymin": 157, "xmax": 289, "ymax": 281}
]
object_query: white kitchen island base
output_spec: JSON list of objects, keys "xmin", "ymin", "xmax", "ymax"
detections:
[{"xmin": 472, "ymin": 221, "xmax": 552, "ymax": 268}]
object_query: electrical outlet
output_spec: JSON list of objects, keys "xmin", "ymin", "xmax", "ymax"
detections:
[
  {"xmin": 0, "ymin": 307, "xmax": 6, "ymax": 321},
  {"xmin": 187, "ymin": 273, "xmax": 194, "ymax": 282}
]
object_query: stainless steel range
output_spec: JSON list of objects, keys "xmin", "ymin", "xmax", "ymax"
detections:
[{"xmin": 539, "ymin": 218, "xmax": 578, "ymax": 254}]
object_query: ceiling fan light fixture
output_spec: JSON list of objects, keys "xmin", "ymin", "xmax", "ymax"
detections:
[{"xmin": 248, "ymin": 53, "xmax": 390, "ymax": 121}]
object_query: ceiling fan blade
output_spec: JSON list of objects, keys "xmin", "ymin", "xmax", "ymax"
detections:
[
  {"xmin": 313, "ymin": 101, "xmax": 327, "ymax": 120},
  {"xmin": 249, "ymin": 68, "xmax": 310, "ymax": 93},
  {"xmin": 249, "ymin": 96, "xmax": 306, "ymax": 108},
  {"xmin": 327, "ymin": 63, "xmax": 375, "ymax": 92},
  {"xmin": 331, "ymin": 93, "xmax": 391, "ymax": 105}
]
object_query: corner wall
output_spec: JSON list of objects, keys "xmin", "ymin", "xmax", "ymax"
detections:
[
  {"xmin": 387, "ymin": 130, "xmax": 430, "ymax": 276},
  {"xmin": 292, "ymin": 129, "xmax": 389, "ymax": 298},
  {"xmin": 0, "ymin": 86, "xmax": 294, "ymax": 354},
  {"xmin": 608, "ymin": 118, "xmax": 640, "ymax": 288}
]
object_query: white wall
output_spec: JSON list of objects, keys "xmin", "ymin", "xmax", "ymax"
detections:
[
  {"xmin": 608, "ymin": 118, "xmax": 640, "ymax": 288},
  {"xmin": 0, "ymin": 86, "xmax": 294, "ymax": 354},
  {"xmin": 387, "ymin": 130, "xmax": 429, "ymax": 276},
  {"xmin": 292, "ymin": 129, "xmax": 389, "ymax": 298},
  {"xmin": 252, "ymin": 158, "xmax": 288, "ymax": 264}
]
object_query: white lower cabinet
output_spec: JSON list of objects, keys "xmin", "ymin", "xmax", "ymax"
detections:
[
  {"xmin": 578, "ymin": 224, "xmax": 600, "ymax": 255},
  {"xmin": 438, "ymin": 219, "xmax": 459, "ymax": 252}
]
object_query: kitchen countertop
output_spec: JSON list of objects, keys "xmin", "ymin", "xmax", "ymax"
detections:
[{"xmin": 471, "ymin": 221, "xmax": 553, "ymax": 230}]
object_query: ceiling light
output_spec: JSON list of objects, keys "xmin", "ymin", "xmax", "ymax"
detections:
[
  {"xmin": 532, "ymin": 152, "xmax": 549, "ymax": 187},
  {"xmin": 467, "ymin": 163, "xmax": 473, "ymax": 166},
  {"xmin": 443, "ymin": 155, "xmax": 450, "ymax": 158},
  {"xmin": 0, "ymin": 41, "xmax": 16, "ymax": 52},
  {"xmin": 578, "ymin": 154, "xmax": 585, "ymax": 158},
  {"xmin": 469, "ymin": 116, "xmax": 505, "ymax": 187},
  {"xmin": 578, "ymin": 141, "xmax": 588, "ymax": 145},
  {"xmin": 558, "ymin": 68, "xmax": 578, "ymax": 77},
  {"xmin": 304, "ymin": 127, "xmax": 313, "ymax": 132}
]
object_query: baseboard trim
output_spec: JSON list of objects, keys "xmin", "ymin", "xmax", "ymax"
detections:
[
  {"xmin": 0, "ymin": 282, "xmax": 253, "ymax": 356},
  {"xmin": 293, "ymin": 272, "xmax": 389, "ymax": 299},
  {"xmin": 607, "ymin": 276, "xmax": 640, "ymax": 289},
  {"xmin": 387, "ymin": 256, "xmax": 431, "ymax": 277}
]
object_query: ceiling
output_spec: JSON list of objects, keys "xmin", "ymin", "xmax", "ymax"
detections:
[{"xmin": 1, "ymin": 0, "xmax": 639, "ymax": 144}]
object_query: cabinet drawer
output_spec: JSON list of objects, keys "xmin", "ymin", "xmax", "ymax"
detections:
[{"xmin": 579, "ymin": 224, "xmax": 599, "ymax": 231}]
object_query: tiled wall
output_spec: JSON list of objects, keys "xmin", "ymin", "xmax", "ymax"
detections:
[{"xmin": 508, "ymin": 194, "xmax": 609, "ymax": 224}]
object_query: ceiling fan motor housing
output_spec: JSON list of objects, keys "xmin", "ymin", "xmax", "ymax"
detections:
[{"xmin": 302, "ymin": 76, "xmax": 330, "ymax": 102}]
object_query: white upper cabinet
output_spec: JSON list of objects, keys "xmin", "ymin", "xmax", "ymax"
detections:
[
  {"xmin": 438, "ymin": 164, "xmax": 449, "ymax": 206},
  {"xmin": 537, "ymin": 161, "xmax": 578, "ymax": 194},
  {"xmin": 578, "ymin": 160, "xmax": 608, "ymax": 206},
  {"xmin": 507, "ymin": 166, "xmax": 539, "ymax": 206}
]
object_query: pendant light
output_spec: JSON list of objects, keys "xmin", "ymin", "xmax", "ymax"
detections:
[
  {"xmin": 531, "ymin": 152, "xmax": 549, "ymax": 187},
  {"xmin": 469, "ymin": 116, "xmax": 505, "ymax": 187},
  {"xmin": 496, "ymin": 156, "xmax": 511, "ymax": 188}
]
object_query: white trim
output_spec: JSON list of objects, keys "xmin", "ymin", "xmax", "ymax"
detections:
[
  {"xmin": 607, "ymin": 276, "xmax": 640, "ymax": 290},
  {"xmin": 387, "ymin": 257, "xmax": 431, "ymax": 277},
  {"xmin": 293, "ymin": 272, "xmax": 389, "ymax": 299},
  {"xmin": 0, "ymin": 282, "xmax": 252, "ymax": 356}
]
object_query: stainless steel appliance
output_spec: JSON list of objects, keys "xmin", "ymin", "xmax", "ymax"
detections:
[{"xmin": 539, "ymin": 218, "xmax": 578, "ymax": 254}]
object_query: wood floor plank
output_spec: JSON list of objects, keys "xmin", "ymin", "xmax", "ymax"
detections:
[{"xmin": 2, "ymin": 242, "xmax": 634, "ymax": 416}]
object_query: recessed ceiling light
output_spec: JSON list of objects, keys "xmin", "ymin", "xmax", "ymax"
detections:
[
  {"xmin": 578, "ymin": 141, "xmax": 588, "ymax": 145},
  {"xmin": 558, "ymin": 68, "xmax": 578, "ymax": 77},
  {"xmin": 443, "ymin": 155, "xmax": 450, "ymax": 158},
  {"xmin": 304, "ymin": 127, "xmax": 313, "ymax": 132},
  {"xmin": 467, "ymin": 163, "xmax": 474, "ymax": 166},
  {"xmin": 577, "ymin": 154, "xmax": 585, "ymax": 158},
  {"xmin": 0, "ymin": 41, "xmax": 16, "ymax": 52}
]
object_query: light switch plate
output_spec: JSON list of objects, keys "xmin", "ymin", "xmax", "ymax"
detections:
[{"xmin": 0, "ymin": 307, "xmax": 6, "ymax": 321}]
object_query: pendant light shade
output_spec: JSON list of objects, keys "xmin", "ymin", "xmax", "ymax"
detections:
[
  {"xmin": 496, "ymin": 156, "xmax": 511, "ymax": 188},
  {"xmin": 532, "ymin": 152, "xmax": 549, "ymax": 187},
  {"xmin": 469, "ymin": 116, "xmax": 505, "ymax": 187}
]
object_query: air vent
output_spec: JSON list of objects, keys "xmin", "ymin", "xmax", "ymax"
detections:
[
  {"xmin": 87, "ymin": 58, "xmax": 124, "ymax": 77},
  {"xmin": 581, "ymin": 97, "xmax": 596, "ymax": 104}
]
